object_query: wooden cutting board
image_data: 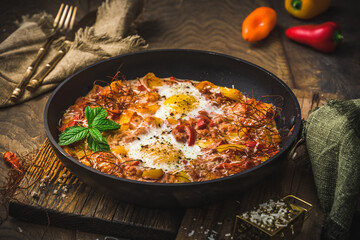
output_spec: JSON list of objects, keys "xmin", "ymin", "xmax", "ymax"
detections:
[{"xmin": 8, "ymin": 139, "xmax": 185, "ymax": 240}]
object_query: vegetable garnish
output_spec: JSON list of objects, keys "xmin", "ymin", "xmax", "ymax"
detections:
[{"xmin": 58, "ymin": 106, "xmax": 120, "ymax": 152}]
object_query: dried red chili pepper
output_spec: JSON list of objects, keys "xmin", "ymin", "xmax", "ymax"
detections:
[
  {"xmin": 2, "ymin": 151, "xmax": 22, "ymax": 171},
  {"xmin": 285, "ymin": 21, "xmax": 343, "ymax": 53}
]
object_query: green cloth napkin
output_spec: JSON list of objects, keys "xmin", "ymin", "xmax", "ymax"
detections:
[
  {"xmin": 303, "ymin": 99, "xmax": 360, "ymax": 239},
  {"xmin": 0, "ymin": 0, "xmax": 147, "ymax": 108}
]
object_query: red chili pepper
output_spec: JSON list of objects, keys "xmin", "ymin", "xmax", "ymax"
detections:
[
  {"xmin": 285, "ymin": 21, "xmax": 343, "ymax": 53},
  {"xmin": 3, "ymin": 151, "xmax": 22, "ymax": 171}
]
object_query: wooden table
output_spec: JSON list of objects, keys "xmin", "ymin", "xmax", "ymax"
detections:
[{"xmin": 1, "ymin": 0, "xmax": 359, "ymax": 239}]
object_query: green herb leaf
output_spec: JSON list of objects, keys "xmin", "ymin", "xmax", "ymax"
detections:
[
  {"xmin": 85, "ymin": 106, "xmax": 107, "ymax": 127},
  {"xmin": 58, "ymin": 126, "xmax": 89, "ymax": 146},
  {"xmin": 87, "ymin": 128, "xmax": 110, "ymax": 152},
  {"xmin": 93, "ymin": 119, "xmax": 120, "ymax": 131},
  {"xmin": 88, "ymin": 128, "xmax": 105, "ymax": 142},
  {"xmin": 59, "ymin": 106, "xmax": 120, "ymax": 152}
]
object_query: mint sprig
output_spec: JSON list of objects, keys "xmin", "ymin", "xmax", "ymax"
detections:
[{"xmin": 58, "ymin": 106, "xmax": 120, "ymax": 152}]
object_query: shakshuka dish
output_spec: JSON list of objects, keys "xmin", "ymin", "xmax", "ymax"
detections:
[{"xmin": 58, "ymin": 72, "xmax": 281, "ymax": 183}]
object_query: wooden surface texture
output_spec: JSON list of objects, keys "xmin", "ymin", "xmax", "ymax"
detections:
[{"xmin": 1, "ymin": 0, "xmax": 359, "ymax": 239}]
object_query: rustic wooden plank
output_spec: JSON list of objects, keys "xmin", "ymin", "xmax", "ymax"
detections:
[{"xmin": 9, "ymin": 139, "xmax": 184, "ymax": 240}]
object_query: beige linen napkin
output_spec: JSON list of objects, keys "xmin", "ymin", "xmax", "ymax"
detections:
[{"xmin": 0, "ymin": 0, "xmax": 147, "ymax": 108}]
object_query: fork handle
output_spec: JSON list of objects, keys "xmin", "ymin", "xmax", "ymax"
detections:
[
  {"xmin": 10, "ymin": 36, "xmax": 55, "ymax": 101},
  {"xmin": 26, "ymin": 44, "xmax": 69, "ymax": 91}
]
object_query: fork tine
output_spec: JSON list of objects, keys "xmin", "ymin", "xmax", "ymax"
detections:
[
  {"xmin": 53, "ymin": 3, "xmax": 64, "ymax": 28},
  {"xmin": 63, "ymin": 6, "xmax": 73, "ymax": 30},
  {"xmin": 69, "ymin": 6, "xmax": 77, "ymax": 31},
  {"xmin": 58, "ymin": 4, "xmax": 69, "ymax": 29}
]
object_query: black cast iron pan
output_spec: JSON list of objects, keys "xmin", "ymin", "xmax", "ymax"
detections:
[{"xmin": 44, "ymin": 49, "xmax": 301, "ymax": 208}]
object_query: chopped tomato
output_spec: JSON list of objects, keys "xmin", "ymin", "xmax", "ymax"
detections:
[
  {"xmin": 59, "ymin": 113, "xmax": 82, "ymax": 132},
  {"xmin": 195, "ymin": 113, "xmax": 211, "ymax": 130},
  {"xmin": 196, "ymin": 119, "xmax": 208, "ymax": 129}
]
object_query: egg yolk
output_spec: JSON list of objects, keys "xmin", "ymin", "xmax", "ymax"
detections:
[
  {"xmin": 141, "ymin": 141, "xmax": 184, "ymax": 166},
  {"xmin": 164, "ymin": 94, "xmax": 198, "ymax": 115}
]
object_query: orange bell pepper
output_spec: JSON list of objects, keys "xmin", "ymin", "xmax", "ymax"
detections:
[{"xmin": 242, "ymin": 7, "xmax": 277, "ymax": 42}]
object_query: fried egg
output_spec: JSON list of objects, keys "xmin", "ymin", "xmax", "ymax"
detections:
[
  {"xmin": 155, "ymin": 81, "xmax": 223, "ymax": 120},
  {"xmin": 126, "ymin": 124, "xmax": 201, "ymax": 172}
]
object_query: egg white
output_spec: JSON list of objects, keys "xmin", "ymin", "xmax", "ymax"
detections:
[{"xmin": 125, "ymin": 124, "xmax": 201, "ymax": 172}]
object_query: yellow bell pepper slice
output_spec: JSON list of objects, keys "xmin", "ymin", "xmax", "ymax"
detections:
[
  {"xmin": 216, "ymin": 144, "xmax": 246, "ymax": 153},
  {"xmin": 143, "ymin": 72, "xmax": 163, "ymax": 88},
  {"xmin": 118, "ymin": 111, "xmax": 134, "ymax": 124},
  {"xmin": 142, "ymin": 169, "xmax": 164, "ymax": 179},
  {"xmin": 112, "ymin": 146, "xmax": 127, "ymax": 156},
  {"xmin": 195, "ymin": 81, "xmax": 215, "ymax": 91},
  {"xmin": 174, "ymin": 171, "xmax": 191, "ymax": 183},
  {"xmin": 219, "ymin": 87, "xmax": 243, "ymax": 101}
]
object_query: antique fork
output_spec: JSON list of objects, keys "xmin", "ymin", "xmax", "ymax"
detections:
[
  {"xmin": 10, "ymin": 4, "xmax": 77, "ymax": 101},
  {"xmin": 26, "ymin": 5, "xmax": 78, "ymax": 92}
]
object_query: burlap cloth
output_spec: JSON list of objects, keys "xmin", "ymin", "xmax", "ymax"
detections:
[
  {"xmin": 0, "ymin": 0, "xmax": 147, "ymax": 108},
  {"xmin": 303, "ymin": 99, "xmax": 360, "ymax": 239}
]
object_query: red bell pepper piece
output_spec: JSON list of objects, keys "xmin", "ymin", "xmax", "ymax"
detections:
[
  {"xmin": 185, "ymin": 125, "xmax": 195, "ymax": 146},
  {"xmin": 285, "ymin": 21, "xmax": 343, "ymax": 53}
]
